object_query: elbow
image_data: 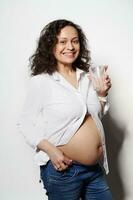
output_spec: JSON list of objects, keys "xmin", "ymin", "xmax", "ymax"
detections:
[{"xmin": 16, "ymin": 121, "xmax": 36, "ymax": 150}]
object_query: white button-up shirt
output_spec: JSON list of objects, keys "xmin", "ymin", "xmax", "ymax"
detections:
[{"xmin": 17, "ymin": 68, "xmax": 109, "ymax": 174}]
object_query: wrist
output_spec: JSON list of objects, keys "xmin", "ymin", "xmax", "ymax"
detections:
[{"xmin": 98, "ymin": 95, "xmax": 108, "ymax": 103}]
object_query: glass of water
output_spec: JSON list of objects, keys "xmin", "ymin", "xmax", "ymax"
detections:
[
  {"xmin": 89, "ymin": 64, "xmax": 106, "ymax": 91},
  {"xmin": 90, "ymin": 64, "xmax": 105, "ymax": 78}
]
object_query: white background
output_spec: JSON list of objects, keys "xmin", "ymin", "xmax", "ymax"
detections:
[{"xmin": 0, "ymin": 0, "xmax": 133, "ymax": 200}]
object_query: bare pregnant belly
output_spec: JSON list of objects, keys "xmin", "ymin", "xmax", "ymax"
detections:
[{"xmin": 58, "ymin": 115, "xmax": 103, "ymax": 165}]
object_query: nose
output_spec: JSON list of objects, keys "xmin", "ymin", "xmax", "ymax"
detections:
[{"xmin": 67, "ymin": 42, "xmax": 74, "ymax": 50}]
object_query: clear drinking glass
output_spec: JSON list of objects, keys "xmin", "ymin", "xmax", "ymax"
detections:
[
  {"xmin": 89, "ymin": 64, "xmax": 106, "ymax": 91},
  {"xmin": 90, "ymin": 64, "xmax": 105, "ymax": 78}
]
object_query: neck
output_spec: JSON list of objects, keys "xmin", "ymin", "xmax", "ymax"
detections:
[{"xmin": 57, "ymin": 63, "xmax": 75, "ymax": 75}]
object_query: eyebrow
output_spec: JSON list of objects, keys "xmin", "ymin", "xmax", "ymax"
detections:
[{"xmin": 59, "ymin": 37, "xmax": 79, "ymax": 40}]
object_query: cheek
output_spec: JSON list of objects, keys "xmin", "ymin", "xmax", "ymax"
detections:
[
  {"xmin": 53, "ymin": 46, "xmax": 63, "ymax": 58},
  {"xmin": 75, "ymin": 48, "xmax": 80, "ymax": 57},
  {"xmin": 76, "ymin": 45, "xmax": 80, "ymax": 54}
]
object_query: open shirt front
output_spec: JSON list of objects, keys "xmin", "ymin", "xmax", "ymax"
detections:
[{"xmin": 17, "ymin": 68, "xmax": 109, "ymax": 174}]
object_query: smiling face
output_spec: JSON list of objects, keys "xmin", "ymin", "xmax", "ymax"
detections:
[{"xmin": 53, "ymin": 26, "xmax": 80, "ymax": 68}]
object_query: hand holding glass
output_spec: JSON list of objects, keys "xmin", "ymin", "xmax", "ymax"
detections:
[{"xmin": 89, "ymin": 64, "xmax": 107, "ymax": 92}]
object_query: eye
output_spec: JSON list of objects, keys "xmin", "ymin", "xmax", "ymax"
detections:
[
  {"xmin": 59, "ymin": 40, "xmax": 66, "ymax": 44},
  {"xmin": 73, "ymin": 40, "xmax": 79, "ymax": 44}
]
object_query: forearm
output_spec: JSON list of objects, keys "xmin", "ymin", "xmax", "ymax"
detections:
[
  {"xmin": 37, "ymin": 139, "xmax": 72, "ymax": 171},
  {"xmin": 37, "ymin": 139, "xmax": 55, "ymax": 154}
]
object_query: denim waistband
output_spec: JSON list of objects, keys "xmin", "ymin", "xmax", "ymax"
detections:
[{"xmin": 40, "ymin": 160, "xmax": 101, "ymax": 171}]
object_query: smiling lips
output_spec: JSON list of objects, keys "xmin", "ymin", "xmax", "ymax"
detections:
[{"xmin": 63, "ymin": 52, "xmax": 76, "ymax": 58}]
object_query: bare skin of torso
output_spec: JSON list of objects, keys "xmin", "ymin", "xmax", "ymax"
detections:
[
  {"xmin": 57, "ymin": 71, "xmax": 103, "ymax": 166},
  {"xmin": 58, "ymin": 114, "xmax": 103, "ymax": 165}
]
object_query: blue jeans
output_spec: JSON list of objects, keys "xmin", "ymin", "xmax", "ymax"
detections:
[{"xmin": 40, "ymin": 161, "xmax": 113, "ymax": 200}]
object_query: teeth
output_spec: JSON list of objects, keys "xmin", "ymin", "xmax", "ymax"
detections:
[{"xmin": 64, "ymin": 53, "xmax": 74, "ymax": 55}]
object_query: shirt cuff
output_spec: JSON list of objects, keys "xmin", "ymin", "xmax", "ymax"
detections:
[{"xmin": 103, "ymin": 102, "xmax": 110, "ymax": 115}]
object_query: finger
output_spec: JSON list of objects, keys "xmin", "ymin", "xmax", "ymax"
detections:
[
  {"xmin": 53, "ymin": 163, "xmax": 60, "ymax": 170},
  {"xmin": 104, "ymin": 81, "xmax": 112, "ymax": 91},
  {"xmin": 55, "ymin": 162, "xmax": 68, "ymax": 171},
  {"xmin": 104, "ymin": 77, "xmax": 111, "ymax": 86},
  {"xmin": 106, "ymin": 79, "xmax": 110, "ymax": 86},
  {"xmin": 103, "ymin": 75, "xmax": 110, "ymax": 86},
  {"xmin": 64, "ymin": 156, "xmax": 73, "ymax": 165},
  {"xmin": 103, "ymin": 73, "xmax": 109, "ymax": 81},
  {"xmin": 53, "ymin": 161, "xmax": 64, "ymax": 171},
  {"xmin": 104, "ymin": 76, "xmax": 108, "ymax": 83},
  {"xmin": 54, "ymin": 165, "xmax": 59, "ymax": 170},
  {"xmin": 107, "ymin": 82, "xmax": 112, "ymax": 88},
  {"xmin": 105, "ymin": 74, "xmax": 109, "ymax": 79},
  {"xmin": 60, "ymin": 162, "xmax": 68, "ymax": 170},
  {"xmin": 54, "ymin": 159, "xmax": 63, "ymax": 169}
]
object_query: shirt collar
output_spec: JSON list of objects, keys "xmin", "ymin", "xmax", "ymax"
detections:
[
  {"xmin": 76, "ymin": 68, "xmax": 85, "ymax": 81},
  {"xmin": 52, "ymin": 68, "xmax": 85, "ymax": 81},
  {"xmin": 52, "ymin": 71, "xmax": 60, "ymax": 81}
]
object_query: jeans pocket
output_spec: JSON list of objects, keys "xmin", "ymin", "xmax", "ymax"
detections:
[{"xmin": 48, "ymin": 162, "xmax": 78, "ymax": 183}]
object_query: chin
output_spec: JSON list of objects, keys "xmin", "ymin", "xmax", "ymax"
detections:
[
  {"xmin": 63, "ymin": 58, "xmax": 77, "ymax": 64},
  {"xmin": 63, "ymin": 61, "xmax": 75, "ymax": 65}
]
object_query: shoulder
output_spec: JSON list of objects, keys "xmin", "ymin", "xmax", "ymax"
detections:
[
  {"xmin": 27, "ymin": 74, "xmax": 51, "ymax": 94},
  {"xmin": 29, "ymin": 73, "xmax": 50, "ymax": 86},
  {"xmin": 30, "ymin": 73, "xmax": 49, "ymax": 81}
]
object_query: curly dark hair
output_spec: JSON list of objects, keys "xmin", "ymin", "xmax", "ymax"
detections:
[{"xmin": 30, "ymin": 19, "xmax": 91, "ymax": 76}]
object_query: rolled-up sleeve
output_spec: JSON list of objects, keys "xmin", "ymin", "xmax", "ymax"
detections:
[{"xmin": 17, "ymin": 76, "xmax": 46, "ymax": 149}]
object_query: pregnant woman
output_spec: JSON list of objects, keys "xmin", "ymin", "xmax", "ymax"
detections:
[{"xmin": 17, "ymin": 19, "xmax": 113, "ymax": 200}]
